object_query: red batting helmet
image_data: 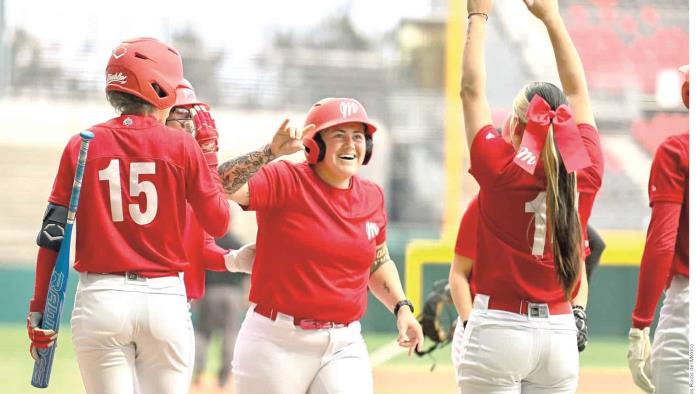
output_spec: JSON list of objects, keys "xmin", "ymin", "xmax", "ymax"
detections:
[
  {"xmin": 303, "ymin": 98, "xmax": 377, "ymax": 165},
  {"xmin": 173, "ymin": 79, "xmax": 208, "ymax": 109},
  {"xmin": 105, "ymin": 37, "xmax": 183, "ymax": 110},
  {"xmin": 679, "ymin": 65, "xmax": 689, "ymax": 109}
]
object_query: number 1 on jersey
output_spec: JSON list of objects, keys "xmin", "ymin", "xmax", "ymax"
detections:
[
  {"xmin": 98, "ymin": 159, "xmax": 158, "ymax": 225},
  {"xmin": 525, "ymin": 191, "xmax": 547, "ymax": 257}
]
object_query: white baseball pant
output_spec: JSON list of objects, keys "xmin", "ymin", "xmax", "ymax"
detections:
[
  {"xmin": 232, "ymin": 306, "xmax": 373, "ymax": 394},
  {"xmin": 651, "ymin": 275, "xmax": 689, "ymax": 393},
  {"xmin": 451, "ymin": 294, "xmax": 578, "ymax": 394},
  {"xmin": 70, "ymin": 272, "xmax": 194, "ymax": 394}
]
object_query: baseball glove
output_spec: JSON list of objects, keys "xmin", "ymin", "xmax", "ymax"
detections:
[{"xmin": 416, "ymin": 279, "xmax": 458, "ymax": 357}]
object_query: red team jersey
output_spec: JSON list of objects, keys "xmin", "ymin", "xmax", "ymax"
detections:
[
  {"xmin": 48, "ymin": 115, "xmax": 230, "ymax": 276},
  {"xmin": 246, "ymin": 161, "xmax": 387, "ymax": 323},
  {"xmin": 182, "ymin": 207, "xmax": 229, "ymax": 300},
  {"xmin": 632, "ymin": 133, "xmax": 689, "ymax": 328},
  {"xmin": 647, "ymin": 133, "xmax": 689, "ymax": 279},
  {"xmin": 455, "ymin": 196, "xmax": 479, "ymax": 259},
  {"xmin": 468, "ymin": 124, "xmax": 603, "ymax": 304}
]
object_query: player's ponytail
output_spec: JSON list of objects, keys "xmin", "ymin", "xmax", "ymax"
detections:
[
  {"xmin": 515, "ymin": 82, "xmax": 583, "ymax": 300},
  {"xmin": 541, "ymin": 123, "xmax": 582, "ymax": 300}
]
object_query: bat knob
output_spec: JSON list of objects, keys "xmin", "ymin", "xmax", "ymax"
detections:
[{"xmin": 80, "ymin": 130, "xmax": 95, "ymax": 141}]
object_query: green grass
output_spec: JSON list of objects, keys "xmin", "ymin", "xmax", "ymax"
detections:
[{"xmin": 2, "ymin": 324, "xmax": 630, "ymax": 393}]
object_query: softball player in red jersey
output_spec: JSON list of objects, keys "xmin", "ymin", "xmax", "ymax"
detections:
[
  {"xmin": 218, "ymin": 97, "xmax": 424, "ymax": 394},
  {"xmin": 453, "ymin": 0, "xmax": 604, "ymax": 392},
  {"xmin": 26, "ymin": 38, "xmax": 231, "ymax": 394},
  {"xmin": 165, "ymin": 78, "xmax": 253, "ymax": 301},
  {"xmin": 628, "ymin": 66, "xmax": 689, "ymax": 394},
  {"xmin": 451, "ymin": 122, "xmax": 604, "ymax": 356}
]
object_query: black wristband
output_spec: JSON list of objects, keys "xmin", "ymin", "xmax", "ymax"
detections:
[{"xmin": 393, "ymin": 299, "xmax": 414, "ymax": 316}]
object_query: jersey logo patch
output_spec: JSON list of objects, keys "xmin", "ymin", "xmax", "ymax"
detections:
[
  {"xmin": 365, "ymin": 221, "xmax": 379, "ymax": 241},
  {"xmin": 485, "ymin": 132, "xmax": 496, "ymax": 140},
  {"xmin": 515, "ymin": 147, "xmax": 537, "ymax": 166}
]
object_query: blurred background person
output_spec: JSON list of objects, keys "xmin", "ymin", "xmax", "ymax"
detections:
[{"xmin": 191, "ymin": 235, "xmax": 249, "ymax": 390}]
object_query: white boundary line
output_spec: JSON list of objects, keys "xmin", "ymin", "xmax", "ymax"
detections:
[{"xmin": 369, "ymin": 341, "xmax": 404, "ymax": 368}]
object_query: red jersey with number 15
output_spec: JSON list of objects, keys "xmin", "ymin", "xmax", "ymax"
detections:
[
  {"xmin": 48, "ymin": 115, "xmax": 230, "ymax": 276},
  {"xmin": 468, "ymin": 124, "xmax": 603, "ymax": 304}
]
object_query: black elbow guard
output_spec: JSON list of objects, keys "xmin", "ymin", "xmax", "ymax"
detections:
[{"xmin": 36, "ymin": 203, "xmax": 68, "ymax": 252}]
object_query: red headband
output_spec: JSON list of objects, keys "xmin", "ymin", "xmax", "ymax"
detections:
[{"xmin": 513, "ymin": 94, "xmax": 591, "ymax": 175}]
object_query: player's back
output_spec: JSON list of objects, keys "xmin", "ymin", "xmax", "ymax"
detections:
[
  {"xmin": 49, "ymin": 114, "xmax": 229, "ymax": 276},
  {"xmin": 470, "ymin": 124, "xmax": 603, "ymax": 303}
]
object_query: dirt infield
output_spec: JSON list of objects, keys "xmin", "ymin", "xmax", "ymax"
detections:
[
  {"xmin": 373, "ymin": 366, "xmax": 641, "ymax": 394},
  {"xmin": 190, "ymin": 367, "xmax": 641, "ymax": 394}
]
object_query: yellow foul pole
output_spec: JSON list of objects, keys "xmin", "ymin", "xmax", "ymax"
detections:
[{"xmin": 442, "ymin": 0, "xmax": 467, "ymax": 241}]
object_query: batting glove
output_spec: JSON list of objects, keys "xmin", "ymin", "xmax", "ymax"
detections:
[
  {"xmin": 224, "ymin": 242, "xmax": 256, "ymax": 274},
  {"xmin": 191, "ymin": 105, "xmax": 220, "ymax": 167},
  {"xmin": 628, "ymin": 327, "xmax": 655, "ymax": 393},
  {"xmin": 26, "ymin": 311, "xmax": 57, "ymax": 361},
  {"xmin": 573, "ymin": 305, "xmax": 588, "ymax": 352}
]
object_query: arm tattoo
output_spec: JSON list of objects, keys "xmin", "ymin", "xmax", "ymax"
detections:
[
  {"xmin": 218, "ymin": 144, "xmax": 275, "ymax": 195},
  {"xmin": 370, "ymin": 244, "xmax": 390, "ymax": 276}
]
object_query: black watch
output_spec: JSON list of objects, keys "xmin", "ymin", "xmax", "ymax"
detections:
[{"xmin": 393, "ymin": 299, "xmax": 414, "ymax": 316}]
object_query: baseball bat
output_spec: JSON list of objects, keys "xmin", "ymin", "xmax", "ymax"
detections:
[{"xmin": 31, "ymin": 130, "xmax": 94, "ymax": 388}]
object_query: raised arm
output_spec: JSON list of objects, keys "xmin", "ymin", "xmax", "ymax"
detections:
[
  {"xmin": 524, "ymin": 0, "xmax": 595, "ymax": 127},
  {"xmin": 461, "ymin": 0, "xmax": 493, "ymax": 149},
  {"xmin": 218, "ymin": 119, "xmax": 315, "ymax": 205}
]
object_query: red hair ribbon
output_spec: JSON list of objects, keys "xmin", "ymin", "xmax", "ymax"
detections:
[{"xmin": 513, "ymin": 94, "xmax": 591, "ymax": 175}]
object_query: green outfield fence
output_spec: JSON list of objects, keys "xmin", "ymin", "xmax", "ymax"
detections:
[{"xmin": 0, "ymin": 227, "xmax": 660, "ymax": 337}]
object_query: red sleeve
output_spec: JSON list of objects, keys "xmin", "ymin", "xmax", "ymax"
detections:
[
  {"xmin": 648, "ymin": 138, "xmax": 687, "ymax": 205},
  {"xmin": 247, "ymin": 160, "xmax": 300, "ymax": 211},
  {"xmin": 578, "ymin": 192, "xmax": 597, "ymax": 258},
  {"xmin": 468, "ymin": 125, "xmax": 516, "ymax": 189},
  {"xmin": 29, "ymin": 247, "xmax": 59, "ymax": 312},
  {"xmin": 33, "ymin": 137, "xmax": 78, "ymax": 311},
  {"xmin": 575, "ymin": 124, "xmax": 603, "ymax": 258},
  {"xmin": 631, "ymin": 202, "xmax": 682, "ymax": 328},
  {"xmin": 375, "ymin": 185, "xmax": 388, "ymax": 246},
  {"xmin": 201, "ymin": 234, "xmax": 228, "ymax": 272},
  {"xmin": 454, "ymin": 196, "xmax": 479, "ymax": 259},
  {"xmin": 576, "ymin": 124, "xmax": 604, "ymax": 194},
  {"xmin": 184, "ymin": 135, "xmax": 230, "ymax": 238},
  {"xmin": 48, "ymin": 135, "xmax": 80, "ymax": 206}
]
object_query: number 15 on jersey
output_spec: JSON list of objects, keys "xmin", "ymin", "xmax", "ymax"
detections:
[{"xmin": 98, "ymin": 159, "xmax": 158, "ymax": 225}]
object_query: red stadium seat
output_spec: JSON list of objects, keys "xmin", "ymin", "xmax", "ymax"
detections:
[
  {"xmin": 640, "ymin": 5, "xmax": 660, "ymax": 26},
  {"xmin": 568, "ymin": 4, "xmax": 589, "ymax": 28},
  {"xmin": 619, "ymin": 15, "xmax": 638, "ymax": 35}
]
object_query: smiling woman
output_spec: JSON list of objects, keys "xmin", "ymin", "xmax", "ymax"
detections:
[{"xmin": 216, "ymin": 97, "xmax": 424, "ymax": 394}]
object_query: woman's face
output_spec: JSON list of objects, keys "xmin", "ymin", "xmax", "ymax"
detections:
[
  {"xmin": 314, "ymin": 122, "xmax": 367, "ymax": 187},
  {"xmin": 165, "ymin": 107, "xmax": 195, "ymax": 134}
]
